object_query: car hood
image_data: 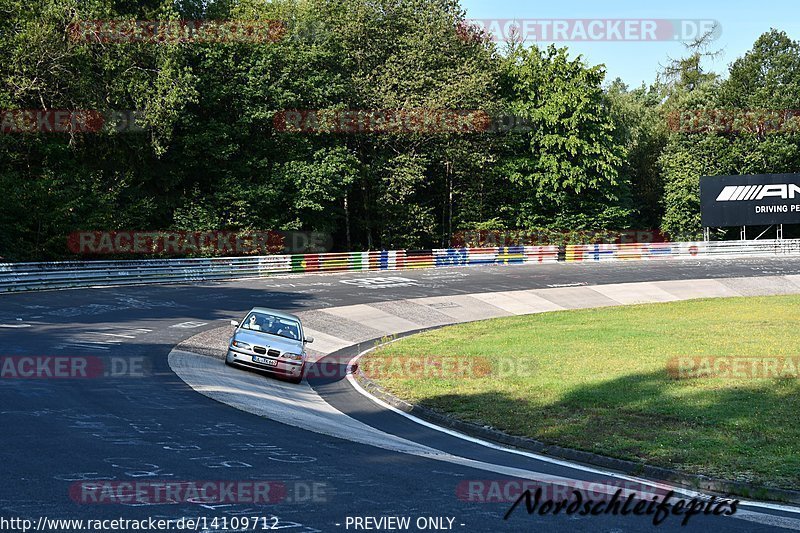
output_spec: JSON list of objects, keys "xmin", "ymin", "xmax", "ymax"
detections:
[{"xmin": 231, "ymin": 329, "xmax": 305, "ymax": 354}]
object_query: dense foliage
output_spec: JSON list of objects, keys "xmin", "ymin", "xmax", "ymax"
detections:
[{"xmin": 0, "ymin": 0, "xmax": 798, "ymax": 260}]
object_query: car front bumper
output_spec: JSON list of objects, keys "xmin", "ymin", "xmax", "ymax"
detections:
[{"xmin": 226, "ymin": 348, "xmax": 304, "ymax": 377}]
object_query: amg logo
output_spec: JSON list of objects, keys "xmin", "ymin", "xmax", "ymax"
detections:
[{"xmin": 716, "ymin": 184, "xmax": 800, "ymax": 201}]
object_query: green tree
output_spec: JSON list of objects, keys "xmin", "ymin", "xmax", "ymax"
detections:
[
  {"xmin": 660, "ymin": 30, "xmax": 800, "ymax": 239},
  {"xmin": 496, "ymin": 44, "xmax": 631, "ymax": 230},
  {"xmin": 606, "ymin": 79, "xmax": 669, "ymax": 230}
]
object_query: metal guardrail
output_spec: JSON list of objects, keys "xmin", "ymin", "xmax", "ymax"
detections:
[
  {"xmin": 564, "ymin": 239, "xmax": 800, "ymax": 262},
  {"xmin": 1, "ymin": 240, "xmax": 798, "ymax": 293},
  {"xmin": 0, "ymin": 246, "xmax": 558, "ymax": 293}
]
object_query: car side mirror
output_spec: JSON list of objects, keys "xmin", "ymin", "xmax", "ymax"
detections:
[
  {"xmin": 304, "ymin": 336, "xmax": 314, "ymax": 344},
  {"xmin": 230, "ymin": 320, "xmax": 239, "ymax": 327}
]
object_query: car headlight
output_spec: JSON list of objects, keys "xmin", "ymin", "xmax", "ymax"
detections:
[
  {"xmin": 231, "ymin": 340, "xmax": 251, "ymax": 350},
  {"xmin": 281, "ymin": 352, "xmax": 303, "ymax": 361}
]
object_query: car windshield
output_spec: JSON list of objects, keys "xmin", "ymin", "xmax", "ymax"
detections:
[{"xmin": 240, "ymin": 312, "xmax": 301, "ymax": 340}]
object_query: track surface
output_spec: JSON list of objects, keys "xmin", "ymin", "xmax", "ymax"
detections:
[{"xmin": 3, "ymin": 258, "xmax": 800, "ymax": 532}]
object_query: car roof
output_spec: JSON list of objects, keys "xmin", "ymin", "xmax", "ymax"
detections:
[{"xmin": 248, "ymin": 307, "xmax": 302, "ymax": 323}]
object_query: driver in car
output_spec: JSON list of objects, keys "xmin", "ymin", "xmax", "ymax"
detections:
[{"xmin": 246, "ymin": 314, "xmax": 262, "ymax": 331}]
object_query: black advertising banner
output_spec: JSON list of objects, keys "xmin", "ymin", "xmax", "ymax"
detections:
[{"xmin": 700, "ymin": 173, "xmax": 800, "ymax": 227}]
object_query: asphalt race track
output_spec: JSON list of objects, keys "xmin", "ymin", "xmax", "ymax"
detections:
[{"xmin": 3, "ymin": 258, "xmax": 800, "ymax": 532}]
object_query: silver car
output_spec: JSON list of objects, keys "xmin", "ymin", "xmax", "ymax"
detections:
[{"xmin": 225, "ymin": 308, "xmax": 313, "ymax": 384}]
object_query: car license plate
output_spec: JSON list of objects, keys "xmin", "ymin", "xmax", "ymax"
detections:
[{"xmin": 253, "ymin": 355, "xmax": 277, "ymax": 366}]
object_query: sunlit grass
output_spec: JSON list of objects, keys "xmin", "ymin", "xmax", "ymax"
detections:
[{"xmin": 367, "ymin": 295, "xmax": 800, "ymax": 489}]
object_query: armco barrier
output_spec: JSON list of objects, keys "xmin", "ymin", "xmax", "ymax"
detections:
[
  {"xmin": 564, "ymin": 240, "xmax": 800, "ymax": 262},
  {"xmin": 0, "ymin": 246, "xmax": 558, "ymax": 293},
  {"xmin": 1, "ymin": 240, "xmax": 798, "ymax": 293}
]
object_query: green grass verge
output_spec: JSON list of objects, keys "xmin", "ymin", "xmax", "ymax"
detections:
[{"xmin": 365, "ymin": 295, "xmax": 800, "ymax": 489}]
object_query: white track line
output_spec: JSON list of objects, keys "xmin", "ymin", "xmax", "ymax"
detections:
[{"xmin": 345, "ymin": 344, "xmax": 800, "ymax": 521}]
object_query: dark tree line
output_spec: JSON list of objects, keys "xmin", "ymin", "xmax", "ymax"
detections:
[{"xmin": 1, "ymin": 0, "xmax": 798, "ymax": 260}]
